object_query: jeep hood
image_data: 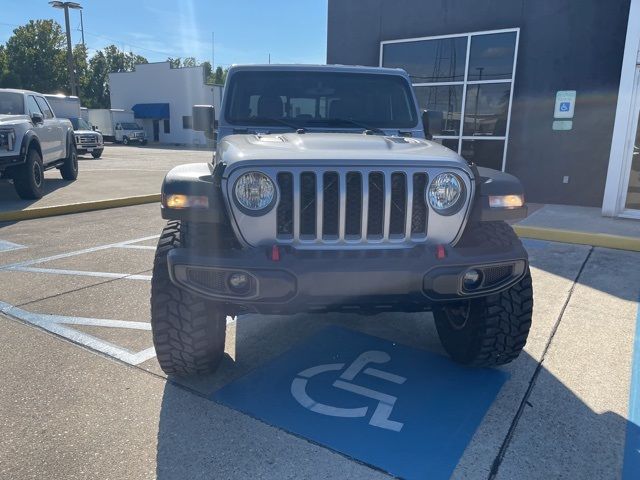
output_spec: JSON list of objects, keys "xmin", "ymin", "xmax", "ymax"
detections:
[{"xmin": 218, "ymin": 133, "xmax": 466, "ymax": 167}]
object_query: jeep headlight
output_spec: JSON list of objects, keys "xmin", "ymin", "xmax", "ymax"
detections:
[
  {"xmin": 0, "ymin": 129, "xmax": 16, "ymax": 151},
  {"xmin": 427, "ymin": 173, "xmax": 465, "ymax": 215},
  {"xmin": 234, "ymin": 172, "xmax": 276, "ymax": 212}
]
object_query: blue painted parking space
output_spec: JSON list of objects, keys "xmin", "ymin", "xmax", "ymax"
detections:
[{"xmin": 214, "ymin": 326, "xmax": 509, "ymax": 479}]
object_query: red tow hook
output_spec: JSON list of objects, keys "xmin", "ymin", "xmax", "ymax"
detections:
[
  {"xmin": 435, "ymin": 244, "xmax": 446, "ymax": 260},
  {"xmin": 270, "ymin": 245, "xmax": 281, "ymax": 262}
]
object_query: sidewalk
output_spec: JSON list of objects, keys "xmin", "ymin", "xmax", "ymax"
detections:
[{"xmin": 513, "ymin": 204, "xmax": 640, "ymax": 252}]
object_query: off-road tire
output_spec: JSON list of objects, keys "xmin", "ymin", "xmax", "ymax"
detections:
[
  {"xmin": 457, "ymin": 220, "xmax": 520, "ymax": 249},
  {"xmin": 91, "ymin": 149, "xmax": 103, "ymax": 159},
  {"xmin": 434, "ymin": 267, "xmax": 533, "ymax": 367},
  {"xmin": 150, "ymin": 220, "xmax": 227, "ymax": 376},
  {"xmin": 60, "ymin": 143, "xmax": 78, "ymax": 180},
  {"xmin": 14, "ymin": 148, "xmax": 44, "ymax": 199}
]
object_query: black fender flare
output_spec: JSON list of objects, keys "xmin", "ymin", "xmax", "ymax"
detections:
[
  {"xmin": 161, "ymin": 162, "xmax": 230, "ymax": 224},
  {"xmin": 469, "ymin": 167, "xmax": 528, "ymax": 222},
  {"xmin": 19, "ymin": 130, "xmax": 42, "ymax": 162}
]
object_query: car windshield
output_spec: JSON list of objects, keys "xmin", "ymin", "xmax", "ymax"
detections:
[
  {"xmin": 121, "ymin": 122, "xmax": 142, "ymax": 130},
  {"xmin": 70, "ymin": 117, "xmax": 92, "ymax": 130},
  {"xmin": 0, "ymin": 92, "xmax": 25, "ymax": 115},
  {"xmin": 225, "ymin": 71, "xmax": 418, "ymax": 129}
]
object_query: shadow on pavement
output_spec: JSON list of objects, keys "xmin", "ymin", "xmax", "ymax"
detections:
[
  {"xmin": 154, "ymin": 311, "xmax": 635, "ymax": 479},
  {"xmin": 0, "ymin": 177, "xmax": 74, "ymax": 210}
]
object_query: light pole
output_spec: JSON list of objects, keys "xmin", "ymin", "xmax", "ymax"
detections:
[{"xmin": 49, "ymin": 1, "xmax": 83, "ymax": 97}]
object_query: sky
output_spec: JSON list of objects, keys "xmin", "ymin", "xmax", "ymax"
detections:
[{"xmin": 1, "ymin": 0, "xmax": 328, "ymax": 66}]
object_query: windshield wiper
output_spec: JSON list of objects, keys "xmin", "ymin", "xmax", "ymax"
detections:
[
  {"xmin": 326, "ymin": 118, "xmax": 386, "ymax": 135},
  {"xmin": 252, "ymin": 116, "xmax": 306, "ymax": 133}
]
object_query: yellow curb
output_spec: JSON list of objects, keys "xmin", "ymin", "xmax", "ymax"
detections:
[
  {"xmin": 514, "ymin": 225, "xmax": 640, "ymax": 252},
  {"xmin": 0, "ymin": 194, "xmax": 161, "ymax": 222}
]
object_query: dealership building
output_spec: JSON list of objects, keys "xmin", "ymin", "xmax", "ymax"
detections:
[
  {"xmin": 327, "ymin": 0, "xmax": 640, "ymax": 219},
  {"xmin": 108, "ymin": 62, "xmax": 223, "ymax": 145}
]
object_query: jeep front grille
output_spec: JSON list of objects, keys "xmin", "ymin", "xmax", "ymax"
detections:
[
  {"xmin": 227, "ymin": 165, "xmax": 473, "ymax": 249},
  {"xmin": 276, "ymin": 170, "xmax": 429, "ymax": 243}
]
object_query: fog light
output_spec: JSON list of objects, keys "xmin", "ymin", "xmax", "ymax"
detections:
[
  {"xmin": 228, "ymin": 272, "xmax": 250, "ymax": 294},
  {"xmin": 463, "ymin": 269, "xmax": 483, "ymax": 290}
]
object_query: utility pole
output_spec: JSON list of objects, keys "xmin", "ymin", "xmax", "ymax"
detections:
[
  {"xmin": 211, "ymin": 32, "xmax": 215, "ymax": 68},
  {"xmin": 79, "ymin": 9, "xmax": 85, "ymax": 47},
  {"xmin": 50, "ymin": 2, "xmax": 83, "ymax": 97}
]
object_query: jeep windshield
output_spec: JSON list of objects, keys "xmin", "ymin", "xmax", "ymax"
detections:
[
  {"xmin": 121, "ymin": 122, "xmax": 142, "ymax": 130},
  {"xmin": 224, "ymin": 71, "xmax": 418, "ymax": 130},
  {"xmin": 0, "ymin": 92, "xmax": 25, "ymax": 115}
]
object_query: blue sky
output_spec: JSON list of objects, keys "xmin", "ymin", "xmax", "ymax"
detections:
[{"xmin": 1, "ymin": 0, "xmax": 328, "ymax": 66}]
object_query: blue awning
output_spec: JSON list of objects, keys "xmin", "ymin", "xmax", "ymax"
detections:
[{"xmin": 132, "ymin": 103, "xmax": 170, "ymax": 119}]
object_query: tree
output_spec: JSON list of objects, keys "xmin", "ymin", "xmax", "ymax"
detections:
[
  {"xmin": 212, "ymin": 66, "xmax": 228, "ymax": 85},
  {"xmin": 4, "ymin": 20, "xmax": 67, "ymax": 93}
]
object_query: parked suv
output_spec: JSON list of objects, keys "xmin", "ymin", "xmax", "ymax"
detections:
[
  {"xmin": 70, "ymin": 117, "xmax": 104, "ymax": 158},
  {"xmin": 151, "ymin": 65, "xmax": 533, "ymax": 376},
  {"xmin": 0, "ymin": 89, "xmax": 78, "ymax": 199}
]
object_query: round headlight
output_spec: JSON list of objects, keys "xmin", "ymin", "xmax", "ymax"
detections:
[
  {"xmin": 234, "ymin": 172, "xmax": 276, "ymax": 212},
  {"xmin": 427, "ymin": 173, "xmax": 464, "ymax": 214}
]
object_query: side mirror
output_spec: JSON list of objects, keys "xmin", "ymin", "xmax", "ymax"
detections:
[
  {"xmin": 421, "ymin": 110, "xmax": 432, "ymax": 140},
  {"xmin": 92, "ymin": 125, "xmax": 97, "ymax": 131},
  {"xmin": 31, "ymin": 112, "xmax": 44, "ymax": 125},
  {"xmin": 193, "ymin": 105, "xmax": 216, "ymax": 140}
]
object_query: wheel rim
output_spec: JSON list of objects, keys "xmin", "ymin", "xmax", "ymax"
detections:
[
  {"xmin": 72, "ymin": 151, "xmax": 78, "ymax": 172},
  {"xmin": 444, "ymin": 301, "xmax": 471, "ymax": 330},
  {"xmin": 33, "ymin": 161, "xmax": 42, "ymax": 187}
]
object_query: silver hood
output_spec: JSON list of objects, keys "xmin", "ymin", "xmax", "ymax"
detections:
[{"xmin": 217, "ymin": 133, "xmax": 466, "ymax": 168}]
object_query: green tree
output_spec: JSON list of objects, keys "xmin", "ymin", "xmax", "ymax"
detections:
[
  {"xmin": 212, "ymin": 66, "xmax": 228, "ymax": 85},
  {"xmin": 73, "ymin": 43, "xmax": 89, "ymax": 98},
  {"xmin": 4, "ymin": 19, "xmax": 67, "ymax": 93}
]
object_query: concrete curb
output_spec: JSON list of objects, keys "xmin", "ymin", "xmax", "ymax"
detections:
[
  {"xmin": 513, "ymin": 225, "xmax": 640, "ymax": 252},
  {"xmin": 0, "ymin": 194, "xmax": 161, "ymax": 222}
]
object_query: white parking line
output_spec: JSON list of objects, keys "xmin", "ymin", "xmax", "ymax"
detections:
[{"xmin": 10, "ymin": 266, "xmax": 152, "ymax": 281}]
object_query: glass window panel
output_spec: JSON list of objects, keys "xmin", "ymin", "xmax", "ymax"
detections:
[
  {"xmin": 433, "ymin": 138, "xmax": 459, "ymax": 152},
  {"xmin": 382, "ymin": 37, "xmax": 467, "ymax": 83},
  {"xmin": 414, "ymin": 85, "xmax": 463, "ymax": 136},
  {"xmin": 463, "ymin": 83, "xmax": 510, "ymax": 137},
  {"xmin": 461, "ymin": 140, "xmax": 505, "ymax": 170},
  {"xmin": 468, "ymin": 32, "xmax": 517, "ymax": 81},
  {"xmin": 624, "ymin": 108, "xmax": 640, "ymax": 210}
]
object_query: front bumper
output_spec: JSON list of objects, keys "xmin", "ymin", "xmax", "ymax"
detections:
[
  {"xmin": 0, "ymin": 153, "xmax": 24, "ymax": 169},
  {"xmin": 167, "ymin": 242, "xmax": 528, "ymax": 315}
]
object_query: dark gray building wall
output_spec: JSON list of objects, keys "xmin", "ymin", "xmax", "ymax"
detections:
[{"xmin": 327, "ymin": 0, "xmax": 631, "ymax": 206}]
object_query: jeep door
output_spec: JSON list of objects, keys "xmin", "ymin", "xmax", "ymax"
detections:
[
  {"xmin": 26, "ymin": 95, "xmax": 56, "ymax": 163},
  {"xmin": 36, "ymin": 96, "xmax": 65, "ymax": 161}
]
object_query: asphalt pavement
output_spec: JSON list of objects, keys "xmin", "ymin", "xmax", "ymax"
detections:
[{"xmin": 0, "ymin": 146, "xmax": 638, "ymax": 479}]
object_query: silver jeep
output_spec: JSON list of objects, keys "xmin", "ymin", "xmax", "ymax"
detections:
[{"xmin": 150, "ymin": 65, "xmax": 532, "ymax": 376}]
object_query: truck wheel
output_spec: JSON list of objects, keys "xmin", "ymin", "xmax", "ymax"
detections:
[
  {"xmin": 434, "ymin": 268, "xmax": 533, "ymax": 367},
  {"xmin": 91, "ymin": 149, "xmax": 103, "ymax": 159},
  {"xmin": 122, "ymin": 136, "xmax": 129, "ymax": 145},
  {"xmin": 13, "ymin": 148, "xmax": 44, "ymax": 199},
  {"xmin": 60, "ymin": 143, "xmax": 78, "ymax": 180},
  {"xmin": 150, "ymin": 220, "xmax": 227, "ymax": 376}
]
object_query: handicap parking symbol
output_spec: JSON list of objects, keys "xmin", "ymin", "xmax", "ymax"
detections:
[
  {"xmin": 291, "ymin": 350, "xmax": 406, "ymax": 431},
  {"xmin": 215, "ymin": 327, "xmax": 509, "ymax": 479},
  {"xmin": 559, "ymin": 101, "xmax": 571, "ymax": 112}
]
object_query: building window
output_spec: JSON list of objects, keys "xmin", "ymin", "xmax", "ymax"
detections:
[
  {"xmin": 381, "ymin": 29, "xmax": 519, "ymax": 171},
  {"xmin": 182, "ymin": 116, "xmax": 193, "ymax": 129},
  {"xmin": 164, "ymin": 119, "xmax": 170, "ymax": 134}
]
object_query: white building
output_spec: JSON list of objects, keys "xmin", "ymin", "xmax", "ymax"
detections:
[{"xmin": 109, "ymin": 62, "xmax": 223, "ymax": 145}]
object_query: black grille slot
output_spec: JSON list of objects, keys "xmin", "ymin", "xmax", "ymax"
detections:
[
  {"xmin": 411, "ymin": 173, "xmax": 428, "ymax": 235},
  {"xmin": 367, "ymin": 172, "xmax": 384, "ymax": 237},
  {"xmin": 389, "ymin": 173, "xmax": 407, "ymax": 236},
  {"xmin": 187, "ymin": 269, "xmax": 226, "ymax": 294},
  {"xmin": 323, "ymin": 172, "xmax": 340, "ymax": 237},
  {"xmin": 300, "ymin": 172, "xmax": 316, "ymax": 236},
  {"xmin": 482, "ymin": 265, "xmax": 514, "ymax": 287},
  {"xmin": 345, "ymin": 172, "xmax": 362, "ymax": 237},
  {"xmin": 276, "ymin": 172, "xmax": 293, "ymax": 236}
]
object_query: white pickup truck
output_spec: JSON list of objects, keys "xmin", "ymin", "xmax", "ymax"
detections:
[{"xmin": 0, "ymin": 89, "xmax": 78, "ymax": 199}]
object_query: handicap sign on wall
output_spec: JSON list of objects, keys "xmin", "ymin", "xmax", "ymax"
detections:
[{"xmin": 214, "ymin": 326, "xmax": 509, "ymax": 479}]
